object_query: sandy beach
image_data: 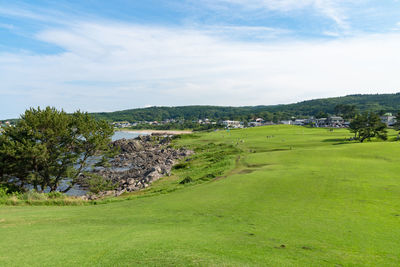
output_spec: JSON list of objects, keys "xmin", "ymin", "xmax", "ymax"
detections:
[{"xmin": 116, "ymin": 129, "xmax": 192, "ymax": 135}]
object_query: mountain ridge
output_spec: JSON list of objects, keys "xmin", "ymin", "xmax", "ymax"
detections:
[{"xmin": 92, "ymin": 92, "xmax": 400, "ymax": 122}]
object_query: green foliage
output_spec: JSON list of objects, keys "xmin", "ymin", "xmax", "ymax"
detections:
[
  {"xmin": 47, "ymin": 191, "xmax": 64, "ymax": 199},
  {"xmin": 2, "ymin": 126, "xmax": 400, "ymax": 265},
  {"xmin": 92, "ymin": 105, "xmax": 291, "ymax": 123},
  {"xmin": 334, "ymin": 104, "xmax": 357, "ymax": 119},
  {"xmin": 0, "ymin": 191, "xmax": 85, "ymax": 206},
  {"xmin": 0, "ymin": 186, "xmax": 7, "ymax": 198},
  {"xmin": 349, "ymin": 112, "xmax": 388, "ymax": 142},
  {"xmin": 0, "ymin": 107, "xmax": 114, "ymax": 193},
  {"xmin": 128, "ymin": 121, "xmax": 223, "ymax": 131},
  {"xmin": 92, "ymin": 93, "xmax": 400, "ymax": 123},
  {"xmin": 179, "ymin": 177, "xmax": 193, "ymax": 184},
  {"xmin": 394, "ymin": 111, "xmax": 400, "ymax": 133},
  {"xmin": 316, "ymin": 111, "xmax": 328, "ymax": 119},
  {"xmin": 81, "ymin": 173, "xmax": 117, "ymax": 194},
  {"xmin": 172, "ymin": 162, "xmax": 189, "ymax": 170}
]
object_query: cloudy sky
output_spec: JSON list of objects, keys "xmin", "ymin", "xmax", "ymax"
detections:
[{"xmin": 1, "ymin": 0, "xmax": 400, "ymax": 119}]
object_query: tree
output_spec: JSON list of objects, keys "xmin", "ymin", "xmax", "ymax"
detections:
[
  {"xmin": 349, "ymin": 112, "xmax": 387, "ymax": 142},
  {"xmin": 316, "ymin": 111, "xmax": 328, "ymax": 119},
  {"xmin": 334, "ymin": 104, "xmax": 357, "ymax": 120},
  {"xmin": 0, "ymin": 107, "xmax": 114, "ymax": 193}
]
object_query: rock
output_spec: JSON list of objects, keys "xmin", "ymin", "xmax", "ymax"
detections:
[
  {"xmin": 81, "ymin": 135, "xmax": 193, "ymax": 199},
  {"xmin": 104, "ymin": 190, "xmax": 114, "ymax": 196}
]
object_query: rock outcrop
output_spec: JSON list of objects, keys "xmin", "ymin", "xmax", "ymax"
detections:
[{"xmin": 81, "ymin": 134, "xmax": 192, "ymax": 200}]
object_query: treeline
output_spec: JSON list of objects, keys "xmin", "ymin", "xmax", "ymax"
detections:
[
  {"xmin": 129, "ymin": 122, "xmax": 221, "ymax": 131},
  {"xmin": 93, "ymin": 106, "xmax": 291, "ymax": 122},
  {"xmin": 92, "ymin": 93, "xmax": 400, "ymax": 122}
]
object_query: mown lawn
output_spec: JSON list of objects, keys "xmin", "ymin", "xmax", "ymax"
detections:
[{"xmin": 1, "ymin": 125, "xmax": 400, "ymax": 266}]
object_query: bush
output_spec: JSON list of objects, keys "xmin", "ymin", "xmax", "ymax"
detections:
[
  {"xmin": 200, "ymin": 173, "xmax": 216, "ymax": 181},
  {"xmin": 24, "ymin": 191, "xmax": 47, "ymax": 201},
  {"xmin": 179, "ymin": 177, "xmax": 193, "ymax": 184},
  {"xmin": 47, "ymin": 191, "xmax": 64, "ymax": 199},
  {"xmin": 83, "ymin": 173, "xmax": 117, "ymax": 194},
  {"xmin": 173, "ymin": 162, "xmax": 189, "ymax": 170},
  {"xmin": 0, "ymin": 186, "xmax": 8, "ymax": 198}
]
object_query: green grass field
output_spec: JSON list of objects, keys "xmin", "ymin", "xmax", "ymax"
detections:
[{"xmin": 1, "ymin": 125, "xmax": 400, "ymax": 266}]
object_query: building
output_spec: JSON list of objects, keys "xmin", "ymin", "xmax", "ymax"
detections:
[
  {"xmin": 328, "ymin": 116, "xmax": 344, "ymax": 127},
  {"xmin": 316, "ymin": 118, "xmax": 328, "ymax": 127},
  {"xmin": 113, "ymin": 121, "xmax": 132, "ymax": 128},
  {"xmin": 380, "ymin": 113, "xmax": 396, "ymax": 126},
  {"xmin": 293, "ymin": 119, "xmax": 306, "ymax": 126},
  {"xmin": 222, "ymin": 120, "xmax": 243, "ymax": 128},
  {"xmin": 249, "ymin": 121, "xmax": 262, "ymax": 127}
]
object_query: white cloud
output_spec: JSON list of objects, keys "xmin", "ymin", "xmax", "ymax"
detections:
[
  {"xmin": 0, "ymin": 23, "xmax": 15, "ymax": 30},
  {"xmin": 203, "ymin": 0, "xmax": 351, "ymax": 29},
  {"xmin": 1, "ymin": 22, "xmax": 400, "ymax": 117}
]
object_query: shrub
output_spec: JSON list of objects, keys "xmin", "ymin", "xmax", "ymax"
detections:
[
  {"xmin": 0, "ymin": 187, "xmax": 8, "ymax": 198},
  {"xmin": 173, "ymin": 162, "xmax": 189, "ymax": 170},
  {"xmin": 83, "ymin": 173, "xmax": 117, "ymax": 194},
  {"xmin": 200, "ymin": 173, "xmax": 216, "ymax": 181},
  {"xmin": 47, "ymin": 191, "xmax": 64, "ymax": 199},
  {"xmin": 25, "ymin": 191, "xmax": 47, "ymax": 201},
  {"xmin": 179, "ymin": 177, "xmax": 193, "ymax": 184}
]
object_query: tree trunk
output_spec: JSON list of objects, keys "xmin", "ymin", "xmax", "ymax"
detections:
[{"xmin": 61, "ymin": 185, "xmax": 72, "ymax": 193}]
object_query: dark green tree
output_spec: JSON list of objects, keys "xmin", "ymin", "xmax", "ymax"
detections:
[
  {"xmin": 0, "ymin": 107, "xmax": 114, "ymax": 193},
  {"xmin": 316, "ymin": 111, "xmax": 328, "ymax": 119},
  {"xmin": 334, "ymin": 104, "xmax": 357, "ymax": 120},
  {"xmin": 349, "ymin": 112, "xmax": 387, "ymax": 142}
]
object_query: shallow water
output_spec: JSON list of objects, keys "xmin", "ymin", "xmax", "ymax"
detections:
[
  {"xmin": 112, "ymin": 131, "xmax": 147, "ymax": 141},
  {"xmin": 65, "ymin": 131, "xmax": 148, "ymax": 195},
  {"xmin": 39, "ymin": 131, "xmax": 148, "ymax": 196}
]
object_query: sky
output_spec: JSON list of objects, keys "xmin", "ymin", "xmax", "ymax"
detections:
[{"xmin": 1, "ymin": 1, "xmax": 400, "ymax": 119}]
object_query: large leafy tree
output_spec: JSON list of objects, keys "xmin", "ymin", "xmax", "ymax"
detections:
[
  {"xmin": 349, "ymin": 112, "xmax": 387, "ymax": 142},
  {"xmin": 0, "ymin": 107, "xmax": 114, "ymax": 192}
]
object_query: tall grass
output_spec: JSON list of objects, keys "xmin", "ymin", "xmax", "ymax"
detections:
[{"xmin": 0, "ymin": 189, "xmax": 87, "ymax": 206}]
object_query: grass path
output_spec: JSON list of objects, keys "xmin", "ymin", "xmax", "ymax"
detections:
[{"xmin": 1, "ymin": 126, "xmax": 400, "ymax": 266}]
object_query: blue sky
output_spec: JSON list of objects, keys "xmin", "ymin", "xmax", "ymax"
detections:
[{"xmin": 1, "ymin": 0, "xmax": 400, "ymax": 119}]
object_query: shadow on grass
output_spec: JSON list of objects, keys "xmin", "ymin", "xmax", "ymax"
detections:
[{"xmin": 322, "ymin": 138, "xmax": 354, "ymax": 145}]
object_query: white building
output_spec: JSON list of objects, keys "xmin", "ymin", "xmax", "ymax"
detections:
[
  {"xmin": 293, "ymin": 119, "xmax": 306, "ymax": 126},
  {"xmin": 380, "ymin": 113, "xmax": 396, "ymax": 126},
  {"xmin": 222, "ymin": 120, "xmax": 243, "ymax": 128}
]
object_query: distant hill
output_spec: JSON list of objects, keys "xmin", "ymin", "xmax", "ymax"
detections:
[{"xmin": 92, "ymin": 93, "xmax": 400, "ymax": 122}]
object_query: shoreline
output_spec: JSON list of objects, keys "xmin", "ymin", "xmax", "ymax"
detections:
[{"xmin": 116, "ymin": 129, "xmax": 192, "ymax": 135}]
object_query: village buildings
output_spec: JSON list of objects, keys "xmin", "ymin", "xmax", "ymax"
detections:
[{"xmin": 111, "ymin": 113, "xmax": 399, "ymax": 130}]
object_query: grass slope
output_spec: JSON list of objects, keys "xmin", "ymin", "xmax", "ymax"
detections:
[{"xmin": 1, "ymin": 125, "xmax": 400, "ymax": 266}]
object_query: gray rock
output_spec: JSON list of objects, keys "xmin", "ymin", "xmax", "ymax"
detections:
[{"xmin": 80, "ymin": 134, "xmax": 193, "ymax": 199}]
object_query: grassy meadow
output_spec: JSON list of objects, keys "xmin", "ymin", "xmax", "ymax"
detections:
[{"xmin": 1, "ymin": 125, "xmax": 400, "ymax": 266}]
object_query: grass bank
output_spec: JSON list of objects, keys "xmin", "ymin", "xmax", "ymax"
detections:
[
  {"xmin": 0, "ymin": 190, "xmax": 87, "ymax": 206},
  {"xmin": 1, "ymin": 125, "xmax": 400, "ymax": 266}
]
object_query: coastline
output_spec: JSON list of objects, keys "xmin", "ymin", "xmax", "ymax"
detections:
[{"xmin": 116, "ymin": 129, "xmax": 192, "ymax": 135}]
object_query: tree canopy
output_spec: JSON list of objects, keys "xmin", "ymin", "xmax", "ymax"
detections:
[
  {"xmin": 349, "ymin": 112, "xmax": 387, "ymax": 142},
  {"xmin": 0, "ymin": 107, "xmax": 114, "ymax": 193},
  {"xmin": 91, "ymin": 93, "xmax": 400, "ymax": 123}
]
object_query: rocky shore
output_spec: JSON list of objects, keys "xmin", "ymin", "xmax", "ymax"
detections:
[{"xmin": 81, "ymin": 134, "xmax": 193, "ymax": 200}]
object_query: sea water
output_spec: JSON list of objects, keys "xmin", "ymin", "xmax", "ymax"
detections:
[{"xmin": 64, "ymin": 131, "xmax": 148, "ymax": 195}]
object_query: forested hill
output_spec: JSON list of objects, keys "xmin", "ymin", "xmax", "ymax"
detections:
[{"xmin": 92, "ymin": 93, "xmax": 400, "ymax": 122}]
